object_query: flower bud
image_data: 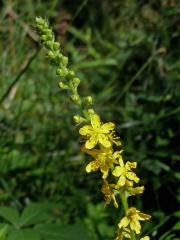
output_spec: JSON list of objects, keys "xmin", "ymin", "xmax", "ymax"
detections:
[
  {"xmin": 84, "ymin": 96, "xmax": 93, "ymax": 105},
  {"xmin": 88, "ymin": 108, "xmax": 95, "ymax": 115},
  {"xmin": 41, "ymin": 34, "xmax": 48, "ymax": 41},
  {"xmin": 55, "ymin": 54, "xmax": 63, "ymax": 63},
  {"xmin": 61, "ymin": 56, "xmax": 68, "ymax": 66},
  {"xmin": 46, "ymin": 41, "xmax": 54, "ymax": 49},
  {"xmin": 70, "ymin": 95, "xmax": 81, "ymax": 105},
  {"xmin": 48, "ymin": 50, "xmax": 56, "ymax": 59},
  {"xmin": 59, "ymin": 81, "xmax": 69, "ymax": 89},
  {"xmin": 56, "ymin": 67, "xmax": 68, "ymax": 77},
  {"xmin": 68, "ymin": 70, "xmax": 75, "ymax": 78},
  {"xmin": 36, "ymin": 17, "xmax": 45, "ymax": 25},
  {"xmin": 53, "ymin": 42, "xmax": 60, "ymax": 50},
  {"xmin": 73, "ymin": 115, "xmax": 84, "ymax": 124},
  {"xmin": 44, "ymin": 29, "xmax": 52, "ymax": 36},
  {"xmin": 72, "ymin": 78, "xmax": 80, "ymax": 88}
]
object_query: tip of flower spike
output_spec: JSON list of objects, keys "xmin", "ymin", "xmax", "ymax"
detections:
[
  {"xmin": 35, "ymin": 16, "xmax": 43, "ymax": 23},
  {"xmin": 35, "ymin": 17, "xmax": 48, "ymax": 28}
]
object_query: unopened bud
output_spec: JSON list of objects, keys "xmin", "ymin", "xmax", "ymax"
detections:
[
  {"xmin": 56, "ymin": 54, "xmax": 63, "ymax": 63},
  {"xmin": 47, "ymin": 34, "xmax": 54, "ymax": 41},
  {"xmin": 72, "ymin": 78, "xmax": 80, "ymax": 88},
  {"xmin": 88, "ymin": 108, "xmax": 95, "ymax": 115},
  {"xmin": 70, "ymin": 95, "xmax": 81, "ymax": 105},
  {"xmin": 46, "ymin": 41, "xmax": 54, "ymax": 49},
  {"xmin": 62, "ymin": 56, "xmax": 68, "ymax": 66},
  {"xmin": 73, "ymin": 115, "xmax": 84, "ymax": 124},
  {"xmin": 84, "ymin": 96, "xmax": 93, "ymax": 105},
  {"xmin": 56, "ymin": 67, "xmax": 68, "ymax": 77},
  {"xmin": 59, "ymin": 81, "xmax": 69, "ymax": 89},
  {"xmin": 48, "ymin": 50, "xmax": 56, "ymax": 59},
  {"xmin": 68, "ymin": 70, "xmax": 75, "ymax": 78},
  {"xmin": 36, "ymin": 17, "xmax": 45, "ymax": 25},
  {"xmin": 44, "ymin": 29, "xmax": 52, "ymax": 36},
  {"xmin": 41, "ymin": 34, "xmax": 47, "ymax": 41},
  {"xmin": 53, "ymin": 42, "xmax": 60, "ymax": 50}
]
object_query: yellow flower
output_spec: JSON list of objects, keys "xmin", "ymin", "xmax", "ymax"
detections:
[
  {"xmin": 112, "ymin": 158, "xmax": 139, "ymax": 187},
  {"xmin": 140, "ymin": 236, "xmax": 150, "ymax": 240},
  {"xmin": 118, "ymin": 207, "xmax": 151, "ymax": 234},
  {"xmin": 101, "ymin": 180, "xmax": 118, "ymax": 208},
  {"xmin": 81, "ymin": 146, "xmax": 122, "ymax": 179},
  {"xmin": 79, "ymin": 114, "xmax": 120, "ymax": 149}
]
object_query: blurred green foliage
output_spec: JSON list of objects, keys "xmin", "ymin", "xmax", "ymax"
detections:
[{"xmin": 0, "ymin": 0, "xmax": 179, "ymax": 239}]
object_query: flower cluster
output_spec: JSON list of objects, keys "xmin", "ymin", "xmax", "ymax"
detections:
[
  {"xmin": 35, "ymin": 17, "xmax": 151, "ymax": 240},
  {"xmin": 79, "ymin": 113, "xmax": 151, "ymax": 239}
]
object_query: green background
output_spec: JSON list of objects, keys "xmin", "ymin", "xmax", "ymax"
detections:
[{"xmin": 0, "ymin": 0, "xmax": 179, "ymax": 239}]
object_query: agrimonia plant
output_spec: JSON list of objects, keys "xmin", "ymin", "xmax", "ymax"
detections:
[{"xmin": 35, "ymin": 17, "xmax": 151, "ymax": 240}]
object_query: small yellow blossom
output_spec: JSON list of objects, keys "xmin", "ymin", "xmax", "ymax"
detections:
[
  {"xmin": 112, "ymin": 158, "xmax": 139, "ymax": 187},
  {"xmin": 79, "ymin": 114, "xmax": 120, "ymax": 149},
  {"xmin": 101, "ymin": 180, "xmax": 118, "ymax": 208},
  {"xmin": 140, "ymin": 236, "xmax": 150, "ymax": 240},
  {"xmin": 118, "ymin": 207, "xmax": 151, "ymax": 234},
  {"xmin": 81, "ymin": 146, "xmax": 122, "ymax": 179}
]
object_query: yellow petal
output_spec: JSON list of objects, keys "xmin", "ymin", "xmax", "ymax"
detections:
[
  {"xmin": 112, "ymin": 166, "xmax": 121, "ymax": 177},
  {"xmin": 85, "ymin": 135, "xmax": 98, "ymax": 149},
  {"xmin": 86, "ymin": 160, "xmax": 100, "ymax": 173},
  {"xmin": 101, "ymin": 122, "xmax": 115, "ymax": 133},
  {"xmin": 81, "ymin": 147, "xmax": 98, "ymax": 158},
  {"xmin": 118, "ymin": 216, "xmax": 130, "ymax": 228},
  {"xmin": 126, "ymin": 171, "xmax": 139, "ymax": 183},
  {"xmin": 101, "ymin": 165, "xmax": 109, "ymax": 179},
  {"xmin": 98, "ymin": 133, "xmax": 111, "ymax": 148},
  {"xmin": 118, "ymin": 157, "xmax": 124, "ymax": 167},
  {"xmin": 138, "ymin": 213, "xmax": 151, "ymax": 221},
  {"xmin": 117, "ymin": 175, "xmax": 126, "ymax": 187},
  {"xmin": 91, "ymin": 114, "xmax": 101, "ymax": 129},
  {"xmin": 125, "ymin": 161, "xmax": 137, "ymax": 170},
  {"xmin": 79, "ymin": 125, "xmax": 93, "ymax": 135},
  {"xmin": 130, "ymin": 219, "xmax": 141, "ymax": 234},
  {"xmin": 131, "ymin": 186, "xmax": 145, "ymax": 195}
]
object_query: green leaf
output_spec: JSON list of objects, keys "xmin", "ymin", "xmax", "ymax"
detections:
[
  {"xmin": 19, "ymin": 202, "xmax": 53, "ymax": 227},
  {"xmin": 74, "ymin": 59, "xmax": 117, "ymax": 70},
  {"xmin": 172, "ymin": 220, "xmax": 180, "ymax": 231},
  {"xmin": 0, "ymin": 225, "xmax": 8, "ymax": 240},
  {"xmin": 35, "ymin": 223, "xmax": 90, "ymax": 240},
  {"xmin": 159, "ymin": 230, "xmax": 176, "ymax": 240},
  {"xmin": 0, "ymin": 207, "xmax": 19, "ymax": 227},
  {"xmin": 173, "ymin": 210, "xmax": 180, "ymax": 218},
  {"xmin": 7, "ymin": 228, "xmax": 40, "ymax": 240}
]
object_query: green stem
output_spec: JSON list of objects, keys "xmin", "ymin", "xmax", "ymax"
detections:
[
  {"xmin": 119, "ymin": 191, "xmax": 136, "ymax": 240},
  {"xmin": 119, "ymin": 191, "xmax": 128, "ymax": 210},
  {"xmin": 130, "ymin": 229, "xmax": 136, "ymax": 240}
]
